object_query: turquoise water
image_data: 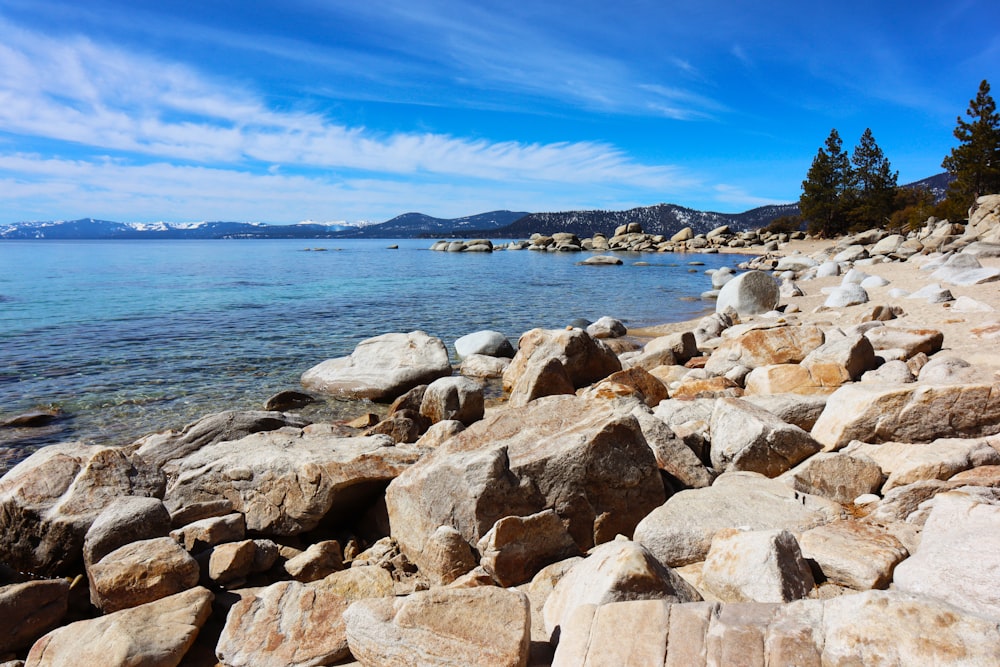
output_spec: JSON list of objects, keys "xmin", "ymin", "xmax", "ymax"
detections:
[{"xmin": 0, "ymin": 238, "xmax": 746, "ymax": 468}]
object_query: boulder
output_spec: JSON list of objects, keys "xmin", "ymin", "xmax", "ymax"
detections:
[
  {"xmin": 743, "ymin": 364, "xmax": 816, "ymax": 396},
  {"xmin": 0, "ymin": 580, "xmax": 69, "ymax": 653},
  {"xmin": 262, "ymin": 391, "xmax": 315, "ymax": 412},
  {"xmin": 833, "ymin": 244, "xmax": 868, "ymax": 262},
  {"xmin": 870, "ymin": 233, "xmax": 904, "ymax": 255},
  {"xmin": 964, "ymin": 194, "xmax": 1000, "ymax": 240},
  {"xmin": 704, "ymin": 325, "xmax": 825, "ymax": 377},
  {"xmin": 893, "ymin": 490, "xmax": 1000, "ymax": 621},
  {"xmin": 163, "ymin": 431, "xmax": 424, "ymax": 536},
  {"xmin": 133, "ymin": 410, "xmax": 310, "ymax": 469},
  {"xmin": 216, "ymin": 577, "xmax": 379, "ymax": 667},
  {"xmin": 585, "ymin": 316, "xmax": 627, "ymax": 339},
  {"xmin": 344, "ymin": 587, "xmax": 531, "ymax": 667},
  {"xmin": 87, "ymin": 537, "xmax": 200, "ymax": 613},
  {"xmin": 633, "ymin": 472, "xmax": 843, "ymax": 567},
  {"xmin": 552, "ymin": 592, "xmax": 1000, "ymax": 666},
  {"xmin": 25, "ymin": 587, "xmax": 213, "ymax": 667},
  {"xmin": 798, "ymin": 520, "xmax": 908, "ymax": 590},
  {"xmin": 930, "ymin": 252, "xmax": 1000, "ymax": 285},
  {"xmin": 459, "ymin": 353, "xmax": 510, "ymax": 378},
  {"xmin": 631, "ymin": 408, "xmax": 715, "ymax": 489},
  {"xmin": 542, "ymin": 539, "xmax": 700, "ymax": 638},
  {"xmin": 300, "ymin": 331, "xmax": 452, "ymax": 400},
  {"xmin": 671, "ymin": 227, "xmax": 694, "ymax": 242},
  {"xmin": 502, "ymin": 327, "xmax": 621, "ymax": 392},
  {"xmin": 800, "ymin": 334, "xmax": 876, "ymax": 386},
  {"xmin": 710, "ymin": 398, "xmax": 822, "ymax": 477},
  {"xmin": 714, "ymin": 271, "xmax": 779, "ymax": 317},
  {"xmin": 0, "ymin": 442, "xmax": 165, "ymax": 575},
  {"xmin": 454, "ymin": 330, "xmax": 515, "ymax": 359},
  {"xmin": 506, "ymin": 356, "xmax": 576, "ymax": 407},
  {"xmin": 418, "ymin": 525, "xmax": 478, "ymax": 586},
  {"xmin": 385, "ymin": 395, "xmax": 665, "ymax": 572},
  {"xmin": 701, "ymin": 528, "xmax": 814, "ymax": 603},
  {"xmin": 777, "ymin": 452, "xmax": 884, "ymax": 504},
  {"xmin": 419, "ymin": 376, "xmax": 484, "ymax": 425},
  {"xmin": 82, "ymin": 496, "xmax": 172, "ymax": 568},
  {"xmin": 579, "ymin": 255, "xmax": 623, "ymax": 265},
  {"xmin": 598, "ymin": 367, "xmax": 668, "ymax": 407},
  {"xmin": 711, "ymin": 267, "xmax": 736, "ymax": 289},
  {"xmin": 907, "ymin": 282, "xmax": 955, "ymax": 303},
  {"xmin": 476, "ymin": 510, "xmax": 581, "ymax": 587},
  {"xmin": 849, "ymin": 436, "xmax": 1000, "ymax": 492},
  {"xmin": 170, "ymin": 513, "xmax": 245, "ymax": 552},
  {"xmin": 743, "ymin": 393, "xmax": 828, "ymax": 431},
  {"xmin": 207, "ymin": 539, "xmax": 257, "ymax": 585},
  {"xmin": 810, "ymin": 382, "xmax": 1000, "ymax": 450},
  {"xmin": 283, "ymin": 540, "xmax": 344, "ymax": 582},
  {"xmin": 823, "ymin": 283, "xmax": 869, "ymax": 308}
]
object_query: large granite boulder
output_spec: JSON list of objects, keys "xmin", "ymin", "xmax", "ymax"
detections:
[
  {"xmin": 893, "ymin": 490, "xmax": 1000, "ymax": 620},
  {"xmin": 25, "ymin": 587, "xmax": 213, "ymax": 667},
  {"xmin": 344, "ymin": 587, "xmax": 531, "ymax": 667},
  {"xmin": 419, "ymin": 376, "xmax": 484, "ymax": 425},
  {"xmin": 633, "ymin": 472, "xmax": 843, "ymax": 567},
  {"xmin": 810, "ymin": 382, "xmax": 1000, "ymax": 450},
  {"xmin": 542, "ymin": 539, "xmax": 700, "ymax": 639},
  {"xmin": 799, "ymin": 520, "xmax": 908, "ymax": 590},
  {"xmin": 300, "ymin": 331, "xmax": 452, "ymax": 400},
  {"xmin": 133, "ymin": 410, "xmax": 309, "ymax": 469},
  {"xmin": 87, "ymin": 537, "xmax": 200, "ymax": 613},
  {"xmin": 385, "ymin": 395, "xmax": 665, "ymax": 572},
  {"xmin": 82, "ymin": 496, "xmax": 172, "ymax": 568},
  {"xmin": 715, "ymin": 271, "xmax": 779, "ymax": 317},
  {"xmin": 502, "ymin": 327, "xmax": 621, "ymax": 392},
  {"xmin": 709, "ymin": 398, "xmax": 822, "ymax": 477},
  {"xmin": 704, "ymin": 325, "xmax": 825, "ymax": 377},
  {"xmin": 0, "ymin": 443, "xmax": 165, "ymax": 575},
  {"xmin": 701, "ymin": 528, "xmax": 814, "ymax": 603},
  {"xmin": 476, "ymin": 510, "xmax": 581, "ymax": 587},
  {"xmin": 454, "ymin": 330, "xmax": 515, "ymax": 359},
  {"xmin": 162, "ymin": 431, "xmax": 424, "ymax": 536}
]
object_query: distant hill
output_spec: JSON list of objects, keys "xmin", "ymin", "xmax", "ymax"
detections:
[
  {"xmin": 329, "ymin": 210, "xmax": 530, "ymax": 238},
  {"xmin": 0, "ymin": 218, "xmax": 352, "ymax": 240},
  {"xmin": 0, "ymin": 174, "xmax": 952, "ymax": 240}
]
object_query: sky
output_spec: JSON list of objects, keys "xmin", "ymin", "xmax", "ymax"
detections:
[{"xmin": 0, "ymin": 0, "xmax": 998, "ymax": 224}]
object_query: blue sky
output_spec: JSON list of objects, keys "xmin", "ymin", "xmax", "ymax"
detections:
[{"xmin": 0, "ymin": 0, "xmax": 997, "ymax": 224}]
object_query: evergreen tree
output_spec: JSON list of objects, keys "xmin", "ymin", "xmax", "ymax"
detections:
[
  {"xmin": 800, "ymin": 129, "xmax": 851, "ymax": 236},
  {"xmin": 848, "ymin": 128, "xmax": 898, "ymax": 229},
  {"xmin": 942, "ymin": 79, "xmax": 1000, "ymax": 213}
]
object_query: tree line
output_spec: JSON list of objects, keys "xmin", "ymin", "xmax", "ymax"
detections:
[{"xmin": 792, "ymin": 79, "xmax": 1000, "ymax": 238}]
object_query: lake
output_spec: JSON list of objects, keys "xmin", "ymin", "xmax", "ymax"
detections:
[{"xmin": 0, "ymin": 238, "xmax": 748, "ymax": 470}]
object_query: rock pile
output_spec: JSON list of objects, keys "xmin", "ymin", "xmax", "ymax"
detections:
[{"xmin": 3, "ymin": 198, "xmax": 1000, "ymax": 665}]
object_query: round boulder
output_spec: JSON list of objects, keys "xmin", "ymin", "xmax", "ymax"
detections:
[
  {"xmin": 454, "ymin": 330, "xmax": 515, "ymax": 359},
  {"xmin": 715, "ymin": 271, "xmax": 780, "ymax": 317}
]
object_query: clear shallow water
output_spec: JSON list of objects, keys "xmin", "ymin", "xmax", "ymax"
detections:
[{"xmin": 0, "ymin": 238, "xmax": 747, "ymax": 468}]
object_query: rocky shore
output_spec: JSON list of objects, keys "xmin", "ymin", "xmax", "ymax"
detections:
[{"xmin": 2, "ymin": 195, "xmax": 1000, "ymax": 666}]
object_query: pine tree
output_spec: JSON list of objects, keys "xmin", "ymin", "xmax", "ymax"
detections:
[
  {"xmin": 848, "ymin": 128, "xmax": 898, "ymax": 229},
  {"xmin": 800, "ymin": 129, "xmax": 851, "ymax": 236},
  {"xmin": 942, "ymin": 79, "xmax": 1000, "ymax": 213}
]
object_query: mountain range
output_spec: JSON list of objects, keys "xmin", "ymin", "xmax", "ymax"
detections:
[{"xmin": 0, "ymin": 173, "xmax": 952, "ymax": 241}]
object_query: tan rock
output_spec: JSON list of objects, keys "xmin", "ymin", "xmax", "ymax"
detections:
[
  {"xmin": 551, "ymin": 600, "xmax": 671, "ymax": 667},
  {"xmin": 743, "ymin": 393, "xmax": 829, "ymax": 431},
  {"xmin": 599, "ymin": 366, "xmax": 669, "ymax": 406},
  {"xmin": 810, "ymin": 382, "xmax": 1000, "ymax": 451},
  {"xmin": 0, "ymin": 580, "xmax": 69, "ymax": 653},
  {"xmin": 170, "ymin": 512, "xmax": 245, "ymax": 552},
  {"xmin": 163, "ymin": 432, "xmax": 424, "ymax": 536},
  {"xmin": 415, "ymin": 419, "xmax": 465, "ymax": 448},
  {"xmin": 460, "ymin": 354, "xmax": 510, "ymax": 378},
  {"xmin": 799, "ymin": 520, "xmax": 908, "ymax": 590},
  {"xmin": 705, "ymin": 325, "xmax": 825, "ymax": 377},
  {"xmin": 344, "ymin": 586, "xmax": 531, "ymax": 667},
  {"xmin": 664, "ymin": 601, "xmax": 716, "ymax": 667},
  {"xmin": 633, "ymin": 472, "xmax": 843, "ymax": 567},
  {"xmin": 216, "ymin": 579, "xmax": 355, "ymax": 667},
  {"xmin": 386, "ymin": 395, "xmax": 665, "ymax": 571},
  {"xmin": 542, "ymin": 539, "xmax": 700, "ymax": 638},
  {"xmin": 320, "ymin": 565, "xmax": 394, "ymax": 599},
  {"xmin": 0, "ymin": 443, "xmax": 165, "ymax": 576},
  {"xmin": 502, "ymin": 327, "xmax": 621, "ymax": 392},
  {"xmin": 631, "ymin": 408, "xmax": 714, "ymax": 489},
  {"xmin": 777, "ymin": 452, "xmax": 884, "ymax": 504},
  {"xmin": 743, "ymin": 364, "xmax": 817, "ymax": 395},
  {"xmin": 82, "ymin": 496, "xmax": 171, "ymax": 569},
  {"xmin": 283, "ymin": 540, "xmax": 343, "ymax": 582},
  {"xmin": 25, "ymin": 587, "xmax": 213, "ymax": 667},
  {"xmin": 300, "ymin": 330, "xmax": 452, "ymax": 400},
  {"xmin": 710, "ymin": 398, "xmax": 822, "ymax": 477},
  {"xmin": 704, "ymin": 602, "xmax": 779, "ymax": 666},
  {"xmin": 701, "ymin": 529, "xmax": 814, "ymax": 603},
  {"xmin": 893, "ymin": 490, "xmax": 1000, "ymax": 620},
  {"xmin": 671, "ymin": 375, "xmax": 744, "ymax": 399},
  {"xmin": 419, "ymin": 376, "xmax": 485, "ymax": 426},
  {"xmin": 208, "ymin": 540, "xmax": 257, "ymax": 585},
  {"xmin": 87, "ymin": 537, "xmax": 199, "ymax": 613},
  {"xmin": 476, "ymin": 510, "xmax": 581, "ymax": 587},
  {"xmin": 419, "ymin": 525, "xmax": 477, "ymax": 586},
  {"xmin": 863, "ymin": 326, "xmax": 943, "ymax": 359},
  {"xmin": 800, "ymin": 334, "xmax": 876, "ymax": 386},
  {"xmin": 848, "ymin": 436, "xmax": 1000, "ymax": 492},
  {"xmin": 506, "ymin": 357, "xmax": 575, "ymax": 407}
]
